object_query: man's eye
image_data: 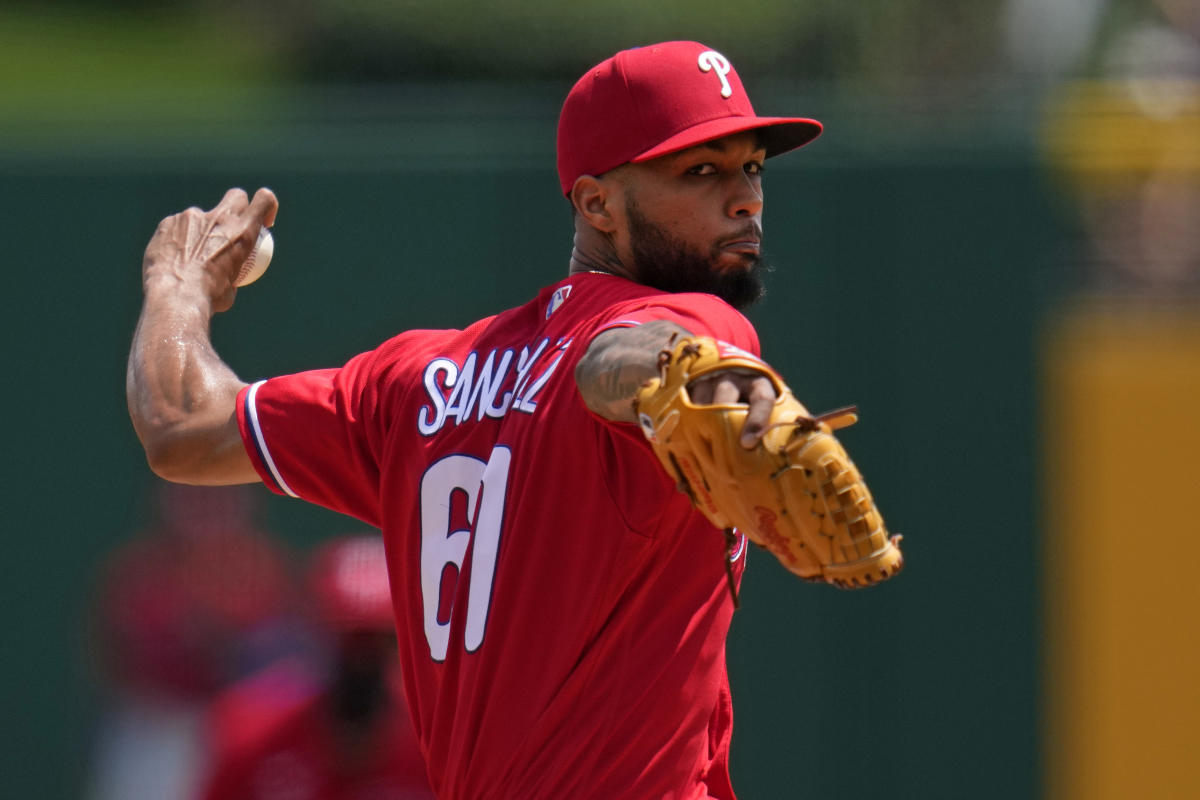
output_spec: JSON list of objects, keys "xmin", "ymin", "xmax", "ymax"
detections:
[
  {"xmin": 687, "ymin": 164, "xmax": 717, "ymax": 175},
  {"xmin": 746, "ymin": 162, "xmax": 765, "ymax": 176}
]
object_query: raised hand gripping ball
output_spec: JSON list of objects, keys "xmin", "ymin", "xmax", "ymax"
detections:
[{"xmin": 234, "ymin": 228, "xmax": 274, "ymax": 287}]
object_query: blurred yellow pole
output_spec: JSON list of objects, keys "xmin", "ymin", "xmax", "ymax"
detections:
[{"xmin": 1043, "ymin": 304, "xmax": 1200, "ymax": 800}]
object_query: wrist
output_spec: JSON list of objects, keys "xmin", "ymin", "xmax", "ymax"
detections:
[{"xmin": 142, "ymin": 268, "xmax": 218, "ymax": 315}]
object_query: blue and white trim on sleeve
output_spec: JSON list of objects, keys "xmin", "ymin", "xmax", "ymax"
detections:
[
  {"xmin": 244, "ymin": 380, "xmax": 300, "ymax": 498},
  {"xmin": 594, "ymin": 318, "xmax": 643, "ymax": 335}
]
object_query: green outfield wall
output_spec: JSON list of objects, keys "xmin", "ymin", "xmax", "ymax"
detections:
[{"xmin": 0, "ymin": 87, "xmax": 1053, "ymax": 799}]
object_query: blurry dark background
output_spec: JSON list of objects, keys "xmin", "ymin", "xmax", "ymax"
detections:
[{"xmin": 2, "ymin": 1, "xmax": 1197, "ymax": 798}]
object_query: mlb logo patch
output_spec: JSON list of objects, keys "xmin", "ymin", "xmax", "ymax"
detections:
[{"xmin": 547, "ymin": 284, "xmax": 572, "ymax": 318}]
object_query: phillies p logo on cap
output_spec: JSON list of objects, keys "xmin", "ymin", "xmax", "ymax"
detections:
[
  {"xmin": 556, "ymin": 40, "xmax": 823, "ymax": 196},
  {"xmin": 697, "ymin": 50, "xmax": 734, "ymax": 98}
]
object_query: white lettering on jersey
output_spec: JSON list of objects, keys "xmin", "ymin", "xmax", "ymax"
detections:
[
  {"xmin": 419, "ymin": 453, "xmax": 483, "ymax": 661},
  {"xmin": 512, "ymin": 338, "xmax": 548, "ymax": 402},
  {"xmin": 417, "ymin": 357, "xmax": 459, "ymax": 435},
  {"xmin": 698, "ymin": 50, "xmax": 733, "ymax": 99},
  {"xmin": 418, "ymin": 337, "xmax": 571, "ymax": 436},
  {"xmin": 515, "ymin": 348, "xmax": 563, "ymax": 413},
  {"xmin": 419, "ymin": 446, "xmax": 512, "ymax": 661},
  {"xmin": 475, "ymin": 348, "xmax": 515, "ymax": 421},
  {"xmin": 444, "ymin": 351, "xmax": 478, "ymax": 427}
]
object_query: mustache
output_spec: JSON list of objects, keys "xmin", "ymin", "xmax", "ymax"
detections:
[{"xmin": 718, "ymin": 225, "xmax": 763, "ymax": 245}]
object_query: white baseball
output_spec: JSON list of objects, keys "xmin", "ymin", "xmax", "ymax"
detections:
[{"xmin": 235, "ymin": 228, "xmax": 274, "ymax": 287}]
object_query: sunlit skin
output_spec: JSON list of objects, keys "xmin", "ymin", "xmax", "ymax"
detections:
[
  {"xmin": 128, "ymin": 187, "xmax": 276, "ymax": 484},
  {"xmin": 568, "ymin": 131, "xmax": 767, "ymax": 287},
  {"xmin": 570, "ymin": 131, "xmax": 778, "ymax": 444},
  {"xmin": 126, "ymin": 133, "xmax": 778, "ymax": 486}
]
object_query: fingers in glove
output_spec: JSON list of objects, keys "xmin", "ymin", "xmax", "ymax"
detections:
[
  {"xmin": 688, "ymin": 368, "xmax": 760, "ymax": 405},
  {"xmin": 711, "ymin": 378, "xmax": 741, "ymax": 405},
  {"xmin": 740, "ymin": 376, "xmax": 777, "ymax": 449},
  {"xmin": 687, "ymin": 375, "xmax": 715, "ymax": 405},
  {"xmin": 688, "ymin": 375, "xmax": 743, "ymax": 405}
]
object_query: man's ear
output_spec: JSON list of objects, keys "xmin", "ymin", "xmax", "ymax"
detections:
[{"xmin": 570, "ymin": 175, "xmax": 619, "ymax": 234}]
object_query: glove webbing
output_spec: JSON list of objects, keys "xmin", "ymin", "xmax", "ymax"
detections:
[{"xmin": 714, "ymin": 406, "xmax": 857, "ymax": 609}]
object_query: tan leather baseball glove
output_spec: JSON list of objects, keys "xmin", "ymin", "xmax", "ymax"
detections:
[{"xmin": 634, "ymin": 336, "xmax": 904, "ymax": 590}]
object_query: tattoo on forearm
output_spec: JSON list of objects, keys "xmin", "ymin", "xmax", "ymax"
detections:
[
  {"xmin": 595, "ymin": 363, "xmax": 653, "ymax": 408},
  {"xmin": 576, "ymin": 320, "xmax": 691, "ymax": 421}
]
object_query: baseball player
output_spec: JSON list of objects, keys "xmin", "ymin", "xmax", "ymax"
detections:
[
  {"xmin": 201, "ymin": 536, "xmax": 433, "ymax": 800},
  {"xmin": 129, "ymin": 41, "xmax": 899, "ymax": 799}
]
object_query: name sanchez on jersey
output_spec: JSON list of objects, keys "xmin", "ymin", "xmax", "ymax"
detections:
[{"xmin": 418, "ymin": 337, "xmax": 570, "ymax": 436}]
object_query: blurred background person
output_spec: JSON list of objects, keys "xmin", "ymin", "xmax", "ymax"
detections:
[
  {"xmin": 201, "ymin": 535, "xmax": 433, "ymax": 800},
  {"xmin": 1030, "ymin": 0, "xmax": 1199, "ymax": 296},
  {"xmin": 7, "ymin": 2, "xmax": 1194, "ymax": 798},
  {"xmin": 1028, "ymin": 3, "xmax": 1200, "ymax": 798},
  {"xmin": 86, "ymin": 483, "xmax": 298, "ymax": 800}
]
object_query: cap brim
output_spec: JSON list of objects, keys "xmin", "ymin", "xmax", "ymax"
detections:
[{"xmin": 631, "ymin": 116, "xmax": 823, "ymax": 164}]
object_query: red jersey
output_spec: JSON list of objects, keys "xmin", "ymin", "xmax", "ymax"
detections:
[
  {"xmin": 237, "ymin": 274, "xmax": 756, "ymax": 799},
  {"xmin": 202, "ymin": 659, "xmax": 433, "ymax": 800}
]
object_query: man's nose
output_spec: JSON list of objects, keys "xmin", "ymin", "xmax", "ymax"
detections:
[{"xmin": 728, "ymin": 174, "xmax": 763, "ymax": 218}]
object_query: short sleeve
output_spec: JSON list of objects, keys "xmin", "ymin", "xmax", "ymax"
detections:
[
  {"xmin": 592, "ymin": 292, "xmax": 760, "ymax": 357},
  {"xmin": 236, "ymin": 347, "xmax": 393, "ymax": 527},
  {"xmin": 576, "ymin": 291, "xmax": 764, "ymax": 522}
]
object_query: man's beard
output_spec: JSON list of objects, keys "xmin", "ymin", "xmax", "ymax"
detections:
[{"xmin": 626, "ymin": 200, "xmax": 767, "ymax": 310}]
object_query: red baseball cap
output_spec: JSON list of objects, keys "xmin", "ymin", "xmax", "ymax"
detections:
[
  {"xmin": 308, "ymin": 536, "xmax": 395, "ymax": 631},
  {"xmin": 556, "ymin": 41, "xmax": 823, "ymax": 196}
]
